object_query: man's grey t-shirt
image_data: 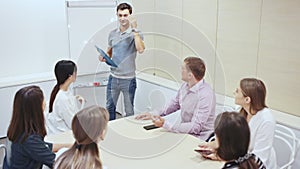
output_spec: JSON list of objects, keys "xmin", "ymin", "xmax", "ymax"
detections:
[{"xmin": 108, "ymin": 27, "xmax": 144, "ymax": 78}]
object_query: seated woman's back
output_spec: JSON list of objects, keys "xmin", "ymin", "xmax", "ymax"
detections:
[
  {"xmin": 214, "ymin": 112, "xmax": 266, "ymax": 169},
  {"xmin": 54, "ymin": 105, "xmax": 109, "ymax": 169},
  {"xmin": 46, "ymin": 88, "xmax": 79, "ymax": 134},
  {"xmin": 4, "ymin": 86, "xmax": 55, "ymax": 169},
  {"xmin": 46, "ymin": 60, "xmax": 84, "ymax": 135}
]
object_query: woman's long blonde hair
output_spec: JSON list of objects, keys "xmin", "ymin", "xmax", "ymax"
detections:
[{"xmin": 54, "ymin": 105, "xmax": 109, "ymax": 169}]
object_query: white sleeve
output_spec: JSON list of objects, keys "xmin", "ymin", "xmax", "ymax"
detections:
[{"xmin": 251, "ymin": 120, "xmax": 276, "ymax": 166}]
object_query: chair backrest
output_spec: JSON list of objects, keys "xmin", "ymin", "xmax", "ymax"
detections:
[
  {"xmin": 205, "ymin": 105, "xmax": 236, "ymax": 142},
  {"xmin": 0, "ymin": 144, "xmax": 6, "ymax": 169},
  {"xmin": 273, "ymin": 124, "xmax": 297, "ymax": 169},
  {"xmin": 215, "ymin": 104, "xmax": 236, "ymax": 116}
]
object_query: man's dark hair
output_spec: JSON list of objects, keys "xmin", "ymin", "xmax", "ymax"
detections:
[
  {"xmin": 184, "ymin": 57, "xmax": 206, "ymax": 81},
  {"xmin": 117, "ymin": 3, "xmax": 132, "ymax": 14}
]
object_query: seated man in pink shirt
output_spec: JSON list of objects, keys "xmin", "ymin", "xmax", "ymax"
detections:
[{"xmin": 135, "ymin": 57, "xmax": 216, "ymax": 140}]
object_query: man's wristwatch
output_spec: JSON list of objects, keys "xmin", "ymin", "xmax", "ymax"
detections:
[{"xmin": 132, "ymin": 28, "xmax": 139, "ymax": 33}]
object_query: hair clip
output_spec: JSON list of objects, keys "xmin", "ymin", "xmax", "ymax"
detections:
[
  {"xmin": 75, "ymin": 144, "xmax": 82, "ymax": 150},
  {"xmin": 235, "ymin": 153, "xmax": 253, "ymax": 164}
]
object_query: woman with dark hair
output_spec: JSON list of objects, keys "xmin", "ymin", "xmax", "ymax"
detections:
[
  {"xmin": 46, "ymin": 60, "xmax": 85, "ymax": 134},
  {"xmin": 3, "ymin": 86, "xmax": 68, "ymax": 169},
  {"xmin": 54, "ymin": 105, "xmax": 109, "ymax": 169},
  {"xmin": 214, "ymin": 112, "xmax": 265, "ymax": 169}
]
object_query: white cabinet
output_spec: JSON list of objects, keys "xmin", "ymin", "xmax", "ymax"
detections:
[{"xmin": 73, "ymin": 74, "xmax": 177, "ymax": 116}]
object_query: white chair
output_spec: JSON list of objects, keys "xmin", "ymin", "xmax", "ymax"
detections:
[
  {"xmin": 0, "ymin": 144, "xmax": 6, "ymax": 169},
  {"xmin": 206, "ymin": 104, "xmax": 236, "ymax": 142},
  {"xmin": 215, "ymin": 104, "xmax": 236, "ymax": 116},
  {"xmin": 273, "ymin": 124, "xmax": 298, "ymax": 169}
]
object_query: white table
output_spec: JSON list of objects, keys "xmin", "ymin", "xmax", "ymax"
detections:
[{"xmin": 46, "ymin": 117, "xmax": 223, "ymax": 169}]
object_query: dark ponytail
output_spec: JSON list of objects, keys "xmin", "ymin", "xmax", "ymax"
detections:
[
  {"xmin": 48, "ymin": 60, "xmax": 77, "ymax": 113},
  {"xmin": 49, "ymin": 84, "xmax": 59, "ymax": 113}
]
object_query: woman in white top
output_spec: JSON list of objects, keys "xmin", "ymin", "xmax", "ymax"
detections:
[
  {"xmin": 46, "ymin": 60, "xmax": 84, "ymax": 135},
  {"xmin": 200, "ymin": 78, "xmax": 277, "ymax": 169},
  {"xmin": 234, "ymin": 78, "xmax": 277, "ymax": 169}
]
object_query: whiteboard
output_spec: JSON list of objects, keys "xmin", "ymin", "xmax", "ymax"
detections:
[
  {"xmin": 67, "ymin": 2, "xmax": 117, "ymax": 75},
  {"xmin": 0, "ymin": 0, "xmax": 69, "ymax": 81}
]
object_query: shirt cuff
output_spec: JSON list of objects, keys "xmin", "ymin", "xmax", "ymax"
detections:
[{"xmin": 162, "ymin": 120, "xmax": 172, "ymax": 131}]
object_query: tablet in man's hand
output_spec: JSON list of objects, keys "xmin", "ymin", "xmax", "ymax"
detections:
[{"xmin": 95, "ymin": 45, "xmax": 118, "ymax": 67}]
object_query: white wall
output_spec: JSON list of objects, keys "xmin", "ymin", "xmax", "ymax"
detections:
[{"xmin": 132, "ymin": 0, "xmax": 300, "ymax": 118}]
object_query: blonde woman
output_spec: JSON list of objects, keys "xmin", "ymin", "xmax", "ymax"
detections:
[{"xmin": 54, "ymin": 105, "xmax": 109, "ymax": 169}]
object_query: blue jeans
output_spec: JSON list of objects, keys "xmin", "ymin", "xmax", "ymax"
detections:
[{"xmin": 106, "ymin": 75, "xmax": 137, "ymax": 120}]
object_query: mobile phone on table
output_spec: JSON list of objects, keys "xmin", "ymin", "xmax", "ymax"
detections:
[
  {"xmin": 143, "ymin": 124, "xmax": 159, "ymax": 130},
  {"xmin": 194, "ymin": 149, "xmax": 213, "ymax": 155}
]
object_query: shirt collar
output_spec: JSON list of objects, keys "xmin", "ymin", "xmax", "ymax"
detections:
[
  {"xmin": 117, "ymin": 26, "xmax": 132, "ymax": 34},
  {"xmin": 188, "ymin": 79, "xmax": 204, "ymax": 93}
]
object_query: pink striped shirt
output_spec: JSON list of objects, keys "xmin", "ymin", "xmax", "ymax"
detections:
[{"xmin": 153, "ymin": 80, "xmax": 216, "ymax": 140}]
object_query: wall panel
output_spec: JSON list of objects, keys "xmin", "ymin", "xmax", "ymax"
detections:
[
  {"xmin": 132, "ymin": 0, "xmax": 300, "ymax": 117},
  {"xmin": 215, "ymin": 0, "xmax": 262, "ymax": 96},
  {"xmin": 258, "ymin": 0, "xmax": 300, "ymax": 116}
]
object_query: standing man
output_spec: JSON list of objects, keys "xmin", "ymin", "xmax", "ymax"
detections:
[
  {"xmin": 99, "ymin": 3, "xmax": 145, "ymax": 120},
  {"xmin": 136, "ymin": 57, "xmax": 216, "ymax": 140}
]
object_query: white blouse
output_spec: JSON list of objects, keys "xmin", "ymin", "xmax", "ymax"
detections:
[
  {"xmin": 248, "ymin": 107, "xmax": 277, "ymax": 169},
  {"xmin": 46, "ymin": 89, "xmax": 80, "ymax": 135}
]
